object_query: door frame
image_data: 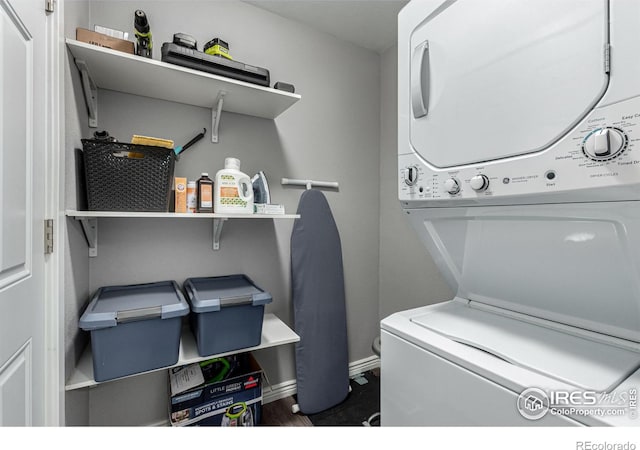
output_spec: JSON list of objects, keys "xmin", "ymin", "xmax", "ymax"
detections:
[{"xmin": 43, "ymin": 0, "xmax": 64, "ymax": 426}]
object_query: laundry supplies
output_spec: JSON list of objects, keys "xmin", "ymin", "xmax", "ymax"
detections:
[
  {"xmin": 196, "ymin": 172, "xmax": 213, "ymax": 213},
  {"xmin": 214, "ymin": 158, "xmax": 254, "ymax": 214},
  {"xmin": 174, "ymin": 177, "xmax": 187, "ymax": 213},
  {"xmin": 186, "ymin": 181, "xmax": 197, "ymax": 213},
  {"xmin": 169, "ymin": 353, "xmax": 263, "ymax": 427},
  {"xmin": 251, "ymin": 171, "xmax": 271, "ymax": 204},
  {"xmin": 251, "ymin": 171, "xmax": 285, "ymax": 214}
]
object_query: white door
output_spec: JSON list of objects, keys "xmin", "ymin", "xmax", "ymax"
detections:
[{"xmin": 0, "ymin": 0, "xmax": 47, "ymax": 426}]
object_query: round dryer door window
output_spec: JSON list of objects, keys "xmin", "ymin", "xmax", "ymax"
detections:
[{"xmin": 408, "ymin": 0, "xmax": 609, "ymax": 168}]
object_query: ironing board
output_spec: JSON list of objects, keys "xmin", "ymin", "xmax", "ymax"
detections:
[{"xmin": 290, "ymin": 189, "xmax": 349, "ymax": 414}]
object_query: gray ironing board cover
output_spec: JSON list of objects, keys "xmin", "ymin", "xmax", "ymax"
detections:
[{"xmin": 291, "ymin": 189, "xmax": 349, "ymax": 414}]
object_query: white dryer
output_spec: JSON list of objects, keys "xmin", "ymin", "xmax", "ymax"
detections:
[{"xmin": 383, "ymin": 0, "xmax": 640, "ymax": 426}]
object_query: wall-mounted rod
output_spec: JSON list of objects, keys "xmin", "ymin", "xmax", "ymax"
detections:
[{"xmin": 281, "ymin": 178, "xmax": 339, "ymax": 190}]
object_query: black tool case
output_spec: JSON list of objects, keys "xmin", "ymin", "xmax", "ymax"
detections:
[{"xmin": 161, "ymin": 43, "xmax": 270, "ymax": 87}]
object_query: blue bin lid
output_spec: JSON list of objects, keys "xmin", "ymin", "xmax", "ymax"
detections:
[
  {"xmin": 79, "ymin": 280, "xmax": 190, "ymax": 331},
  {"xmin": 183, "ymin": 274, "xmax": 272, "ymax": 313}
]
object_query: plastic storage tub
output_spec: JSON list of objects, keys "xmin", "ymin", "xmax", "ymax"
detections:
[
  {"xmin": 79, "ymin": 281, "xmax": 190, "ymax": 382},
  {"xmin": 183, "ymin": 275, "xmax": 272, "ymax": 357}
]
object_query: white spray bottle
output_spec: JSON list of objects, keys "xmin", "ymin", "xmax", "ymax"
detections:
[{"xmin": 214, "ymin": 157, "xmax": 254, "ymax": 214}]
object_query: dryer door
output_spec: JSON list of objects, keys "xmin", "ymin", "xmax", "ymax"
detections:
[{"xmin": 409, "ymin": 0, "xmax": 609, "ymax": 168}]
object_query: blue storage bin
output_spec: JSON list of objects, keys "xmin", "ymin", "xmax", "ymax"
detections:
[
  {"xmin": 79, "ymin": 281, "xmax": 190, "ymax": 382},
  {"xmin": 183, "ymin": 275, "xmax": 273, "ymax": 357}
]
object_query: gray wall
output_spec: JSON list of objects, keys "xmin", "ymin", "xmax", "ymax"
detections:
[
  {"xmin": 64, "ymin": 0, "xmax": 381, "ymax": 426},
  {"xmin": 377, "ymin": 45, "xmax": 452, "ymax": 322},
  {"xmin": 63, "ymin": 0, "xmax": 91, "ymax": 426}
]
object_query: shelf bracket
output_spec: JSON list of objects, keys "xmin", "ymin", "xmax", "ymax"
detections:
[
  {"xmin": 211, "ymin": 91, "xmax": 227, "ymax": 143},
  {"xmin": 75, "ymin": 59, "xmax": 98, "ymax": 128},
  {"xmin": 76, "ymin": 217, "xmax": 98, "ymax": 257},
  {"xmin": 212, "ymin": 218, "xmax": 228, "ymax": 250}
]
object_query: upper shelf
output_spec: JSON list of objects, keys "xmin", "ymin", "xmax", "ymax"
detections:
[{"xmin": 65, "ymin": 38, "xmax": 301, "ymax": 119}]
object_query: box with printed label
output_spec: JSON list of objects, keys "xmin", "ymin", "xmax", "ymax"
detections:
[
  {"xmin": 76, "ymin": 28, "xmax": 135, "ymax": 54},
  {"xmin": 169, "ymin": 353, "xmax": 262, "ymax": 426}
]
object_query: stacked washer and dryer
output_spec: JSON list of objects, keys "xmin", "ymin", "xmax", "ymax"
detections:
[{"xmin": 382, "ymin": 0, "xmax": 640, "ymax": 426}]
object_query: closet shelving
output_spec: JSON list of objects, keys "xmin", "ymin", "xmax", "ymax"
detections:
[
  {"xmin": 65, "ymin": 210, "xmax": 300, "ymax": 255},
  {"xmin": 64, "ymin": 211, "xmax": 301, "ymax": 390},
  {"xmin": 65, "ymin": 38, "xmax": 301, "ymax": 141},
  {"xmin": 65, "ymin": 314, "xmax": 300, "ymax": 390},
  {"xmin": 65, "ymin": 38, "xmax": 303, "ymax": 400}
]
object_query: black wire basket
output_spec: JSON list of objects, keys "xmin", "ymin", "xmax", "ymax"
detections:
[{"xmin": 82, "ymin": 139, "xmax": 175, "ymax": 211}]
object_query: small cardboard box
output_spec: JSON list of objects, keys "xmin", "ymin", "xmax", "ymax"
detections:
[
  {"xmin": 174, "ymin": 177, "xmax": 187, "ymax": 213},
  {"xmin": 169, "ymin": 353, "xmax": 262, "ymax": 426},
  {"xmin": 76, "ymin": 28, "xmax": 134, "ymax": 54}
]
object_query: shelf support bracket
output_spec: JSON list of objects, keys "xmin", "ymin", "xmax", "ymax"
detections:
[
  {"xmin": 212, "ymin": 218, "xmax": 228, "ymax": 250},
  {"xmin": 76, "ymin": 217, "xmax": 98, "ymax": 257},
  {"xmin": 211, "ymin": 91, "xmax": 227, "ymax": 143},
  {"xmin": 75, "ymin": 59, "xmax": 98, "ymax": 128}
]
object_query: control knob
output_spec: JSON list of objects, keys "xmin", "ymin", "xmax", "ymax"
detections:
[
  {"xmin": 444, "ymin": 178, "xmax": 461, "ymax": 195},
  {"xmin": 470, "ymin": 174, "xmax": 489, "ymax": 192},
  {"xmin": 404, "ymin": 166, "xmax": 419, "ymax": 186},
  {"xmin": 582, "ymin": 128, "xmax": 627, "ymax": 161}
]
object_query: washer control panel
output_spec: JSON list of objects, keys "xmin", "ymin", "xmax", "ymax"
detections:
[
  {"xmin": 400, "ymin": 97, "xmax": 640, "ymax": 202},
  {"xmin": 403, "ymin": 165, "xmax": 419, "ymax": 186},
  {"xmin": 444, "ymin": 178, "xmax": 460, "ymax": 194},
  {"xmin": 469, "ymin": 174, "xmax": 490, "ymax": 192},
  {"xmin": 582, "ymin": 127, "xmax": 628, "ymax": 161}
]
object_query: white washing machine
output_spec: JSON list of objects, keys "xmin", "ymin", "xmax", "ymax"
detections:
[{"xmin": 382, "ymin": 0, "xmax": 640, "ymax": 426}]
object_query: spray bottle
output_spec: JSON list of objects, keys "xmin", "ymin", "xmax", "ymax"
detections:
[{"xmin": 214, "ymin": 158, "xmax": 254, "ymax": 214}]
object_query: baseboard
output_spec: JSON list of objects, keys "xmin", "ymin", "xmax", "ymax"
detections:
[
  {"xmin": 262, "ymin": 379, "xmax": 298, "ymax": 404},
  {"xmin": 262, "ymin": 355, "xmax": 380, "ymax": 405},
  {"xmin": 148, "ymin": 418, "xmax": 170, "ymax": 427},
  {"xmin": 349, "ymin": 355, "xmax": 380, "ymax": 377}
]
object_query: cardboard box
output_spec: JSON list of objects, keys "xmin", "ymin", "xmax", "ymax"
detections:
[
  {"xmin": 169, "ymin": 353, "xmax": 262, "ymax": 426},
  {"xmin": 76, "ymin": 28, "xmax": 134, "ymax": 54},
  {"xmin": 174, "ymin": 177, "xmax": 187, "ymax": 213},
  {"xmin": 254, "ymin": 203, "xmax": 285, "ymax": 215}
]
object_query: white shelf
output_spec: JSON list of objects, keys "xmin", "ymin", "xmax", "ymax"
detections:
[
  {"xmin": 65, "ymin": 210, "xmax": 300, "ymax": 255},
  {"xmin": 65, "ymin": 313, "xmax": 299, "ymax": 391},
  {"xmin": 65, "ymin": 38, "xmax": 301, "ymax": 139},
  {"xmin": 65, "ymin": 210, "xmax": 299, "ymax": 220}
]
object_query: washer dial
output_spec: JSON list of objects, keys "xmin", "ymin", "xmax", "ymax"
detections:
[
  {"xmin": 470, "ymin": 174, "xmax": 490, "ymax": 192},
  {"xmin": 444, "ymin": 178, "xmax": 461, "ymax": 195},
  {"xmin": 582, "ymin": 127, "xmax": 628, "ymax": 161},
  {"xmin": 404, "ymin": 166, "xmax": 419, "ymax": 186}
]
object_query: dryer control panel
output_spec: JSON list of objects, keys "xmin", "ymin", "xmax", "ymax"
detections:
[{"xmin": 399, "ymin": 97, "xmax": 640, "ymax": 205}]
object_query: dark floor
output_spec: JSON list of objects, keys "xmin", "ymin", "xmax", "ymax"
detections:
[{"xmin": 261, "ymin": 369, "xmax": 380, "ymax": 426}]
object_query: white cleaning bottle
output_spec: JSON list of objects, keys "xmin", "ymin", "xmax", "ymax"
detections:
[{"xmin": 214, "ymin": 157, "xmax": 254, "ymax": 214}]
